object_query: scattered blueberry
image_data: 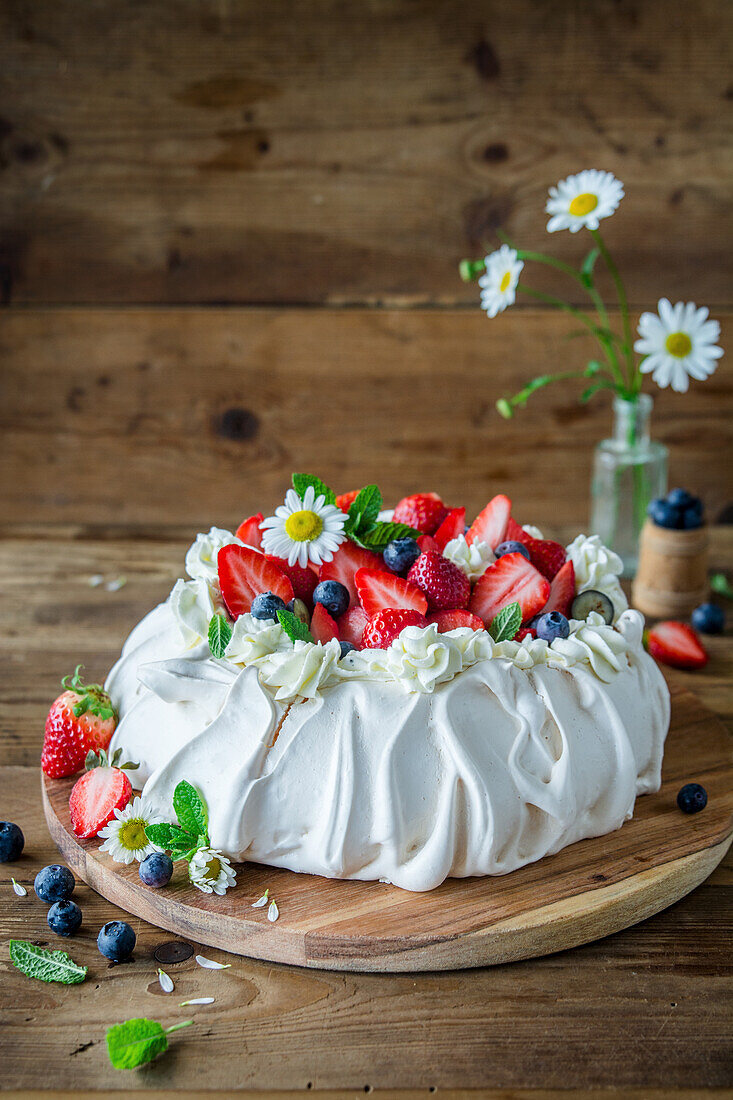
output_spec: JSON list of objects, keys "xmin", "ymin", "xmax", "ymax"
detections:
[
  {"xmin": 494, "ymin": 540, "xmax": 531, "ymax": 561},
  {"xmin": 47, "ymin": 899, "xmax": 82, "ymax": 937},
  {"xmin": 570, "ymin": 589, "xmax": 614, "ymax": 625},
  {"xmin": 313, "ymin": 580, "xmax": 350, "ymax": 619},
  {"xmin": 97, "ymin": 920, "xmax": 136, "ymax": 962},
  {"xmin": 691, "ymin": 602, "xmax": 724, "ymax": 635},
  {"xmin": 535, "ymin": 611, "xmax": 570, "ymax": 642},
  {"xmin": 286, "ymin": 598, "xmax": 310, "ymax": 625},
  {"xmin": 0, "ymin": 822, "xmax": 24, "ymax": 862},
  {"xmin": 648, "ymin": 490, "xmax": 704, "ymax": 530},
  {"xmin": 666, "ymin": 487, "xmax": 693, "ymax": 508},
  {"xmin": 383, "ymin": 537, "xmax": 421, "ymax": 575},
  {"xmin": 677, "ymin": 783, "xmax": 707, "ymax": 814},
  {"xmin": 139, "ymin": 851, "xmax": 173, "ymax": 888},
  {"xmin": 339, "ymin": 641, "xmax": 356, "ymax": 660},
  {"xmin": 34, "ymin": 864, "xmax": 75, "ymax": 904},
  {"xmin": 251, "ymin": 591, "xmax": 287, "ymax": 621}
]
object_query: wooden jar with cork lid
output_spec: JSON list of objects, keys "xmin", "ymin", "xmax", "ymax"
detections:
[{"xmin": 632, "ymin": 518, "xmax": 709, "ymax": 619}]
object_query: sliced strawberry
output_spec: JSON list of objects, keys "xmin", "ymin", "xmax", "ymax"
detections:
[
  {"xmin": 407, "ymin": 550, "xmax": 470, "ymax": 611},
  {"xmin": 311, "ymin": 602, "xmax": 339, "ymax": 645},
  {"xmin": 466, "ymin": 494, "xmax": 511, "ymax": 550},
  {"xmin": 515, "ymin": 626, "xmax": 537, "ymax": 642},
  {"xmin": 337, "ymin": 606, "xmax": 369, "ymax": 648},
  {"xmin": 541, "ymin": 560, "xmax": 575, "ymax": 617},
  {"xmin": 434, "ymin": 507, "xmax": 466, "ymax": 551},
  {"xmin": 318, "ymin": 541, "xmax": 382, "ymax": 609},
  {"xmin": 392, "ymin": 492, "xmax": 447, "ymax": 535},
  {"xmin": 265, "ymin": 555, "xmax": 318, "ymax": 605},
  {"xmin": 470, "ymin": 552, "xmax": 551, "ymax": 626},
  {"xmin": 354, "ymin": 568, "xmax": 428, "ymax": 617},
  {"xmin": 217, "ymin": 544, "xmax": 293, "ymax": 618},
  {"xmin": 503, "ymin": 517, "xmax": 530, "ymax": 544},
  {"xmin": 336, "ymin": 489, "xmax": 360, "ymax": 513},
  {"xmin": 427, "ymin": 609, "xmax": 485, "ymax": 633},
  {"xmin": 362, "ymin": 608, "xmax": 428, "ymax": 649},
  {"xmin": 647, "ymin": 621, "xmax": 709, "ymax": 670},
  {"xmin": 235, "ymin": 513, "xmax": 264, "ymax": 549},
  {"xmin": 417, "ymin": 534, "xmax": 440, "ymax": 554},
  {"xmin": 69, "ymin": 765, "xmax": 132, "ymax": 839},
  {"xmin": 524, "ymin": 536, "xmax": 566, "ymax": 581}
]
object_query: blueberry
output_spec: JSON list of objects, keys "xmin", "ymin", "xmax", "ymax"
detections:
[
  {"xmin": 677, "ymin": 783, "xmax": 707, "ymax": 814},
  {"xmin": 312, "ymin": 580, "xmax": 350, "ymax": 619},
  {"xmin": 666, "ymin": 487, "xmax": 693, "ymax": 508},
  {"xmin": 339, "ymin": 641, "xmax": 356, "ymax": 660},
  {"xmin": 647, "ymin": 497, "xmax": 681, "ymax": 529},
  {"xmin": 681, "ymin": 505, "xmax": 703, "ymax": 530},
  {"xmin": 286, "ymin": 598, "xmax": 310, "ymax": 625},
  {"xmin": 535, "ymin": 611, "xmax": 570, "ymax": 642},
  {"xmin": 569, "ymin": 589, "xmax": 614, "ymax": 625},
  {"xmin": 383, "ymin": 537, "xmax": 421, "ymax": 575},
  {"xmin": 47, "ymin": 899, "xmax": 82, "ymax": 937},
  {"xmin": 494, "ymin": 540, "xmax": 531, "ymax": 561},
  {"xmin": 251, "ymin": 591, "xmax": 287, "ymax": 621},
  {"xmin": 97, "ymin": 920, "xmax": 136, "ymax": 962},
  {"xmin": 139, "ymin": 851, "xmax": 173, "ymax": 888},
  {"xmin": 34, "ymin": 864, "xmax": 75, "ymax": 904},
  {"xmin": 0, "ymin": 822, "xmax": 24, "ymax": 862},
  {"xmin": 691, "ymin": 602, "xmax": 724, "ymax": 635}
]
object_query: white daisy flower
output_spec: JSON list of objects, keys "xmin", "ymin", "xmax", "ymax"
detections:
[
  {"xmin": 189, "ymin": 846, "xmax": 237, "ymax": 896},
  {"xmin": 546, "ymin": 170, "xmax": 624, "ymax": 233},
  {"xmin": 97, "ymin": 796, "xmax": 163, "ymax": 864},
  {"xmin": 260, "ymin": 485, "xmax": 346, "ymax": 568},
  {"xmin": 634, "ymin": 298, "xmax": 723, "ymax": 394},
  {"xmin": 478, "ymin": 245, "xmax": 524, "ymax": 318}
]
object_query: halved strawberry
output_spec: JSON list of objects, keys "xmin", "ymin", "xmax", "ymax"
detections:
[
  {"xmin": 69, "ymin": 764, "xmax": 132, "ymax": 839},
  {"xmin": 337, "ymin": 606, "xmax": 369, "ymax": 648},
  {"xmin": 427, "ymin": 609, "xmax": 485, "ymax": 633},
  {"xmin": 311, "ymin": 602, "xmax": 339, "ymax": 645},
  {"xmin": 217, "ymin": 545, "xmax": 293, "ymax": 618},
  {"xmin": 541, "ymin": 560, "xmax": 575, "ymax": 617},
  {"xmin": 434, "ymin": 507, "xmax": 466, "ymax": 551},
  {"xmin": 354, "ymin": 568, "xmax": 428, "ymax": 617},
  {"xmin": 265, "ymin": 555, "xmax": 318, "ymax": 605},
  {"xmin": 235, "ymin": 513, "xmax": 264, "ymax": 549},
  {"xmin": 503, "ymin": 517, "xmax": 529, "ymax": 544},
  {"xmin": 647, "ymin": 621, "xmax": 709, "ymax": 670},
  {"xmin": 318, "ymin": 541, "xmax": 382, "ymax": 609},
  {"xmin": 417, "ymin": 534, "xmax": 440, "ymax": 554},
  {"xmin": 362, "ymin": 608, "xmax": 428, "ymax": 649},
  {"xmin": 336, "ymin": 489, "xmax": 360, "ymax": 513},
  {"xmin": 392, "ymin": 492, "xmax": 447, "ymax": 535},
  {"xmin": 470, "ymin": 553, "xmax": 551, "ymax": 626},
  {"xmin": 466, "ymin": 494, "xmax": 511, "ymax": 549},
  {"xmin": 523, "ymin": 535, "xmax": 566, "ymax": 581}
]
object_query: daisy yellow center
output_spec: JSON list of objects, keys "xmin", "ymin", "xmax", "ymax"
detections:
[
  {"xmin": 119, "ymin": 819, "xmax": 148, "ymax": 851},
  {"xmin": 665, "ymin": 331, "xmax": 692, "ymax": 358},
  {"xmin": 284, "ymin": 509, "xmax": 323, "ymax": 542},
  {"xmin": 205, "ymin": 857, "xmax": 222, "ymax": 879},
  {"xmin": 499, "ymin": 271, "xmax": 512, "ymax": 292},
  {"xmin": 569, "ymin": 192, "xmax": 598, "ymax": 217}
]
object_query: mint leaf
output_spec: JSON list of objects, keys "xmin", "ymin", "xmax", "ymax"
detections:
[
  {"xmin": 145, "ymin": 822, "xmax": 198, "ymax": 857},
  {"xmin": 9, "ymin": 940, "xmax": 87, "ymax": 984},
  {"xmin": 710, "ymin": 573, "xmax": 733, "ymax": 600},
  {"xmin": 345, "ymin": 484, "xmax": 382, "ymax": 537},
  {"xmin": 277, "ymin": 608, "xmax": 314, "ymax": 644},
  {"xmin": 353, "ymin": 521, "xmax": 422, "ymax": 551},
  {"xmin": 489, "ymin": 602, "xmax": 522, "ymax": 643},
  {"xmin": 208, "ymin": 614, "xmax": 233, "ymax": 659},
  {"xmin": 292, "ymin": 473, "xmax": 336, "ymax": 506},
  {"xmin": 106, "ymin": 1018, "xmax": 192, "ymax": 1070},
  {"xmin": 173, "ymin": 780, "xmax": 208, "ymax": 841}
]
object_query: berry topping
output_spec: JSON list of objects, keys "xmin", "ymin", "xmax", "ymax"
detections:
[
  {"xmin": 318, "ymin": 541, "xmax": 382, "ymax": 609},
  {"xmin": 339, "ymin": 641, "xmax": 357, "ymax": 659},
  {"xmin": 535, "ymin": 611, "xmax": 570, "ymax": 643},
  {"xmin": 34, "ymin": 864, "xmax": 75, "ymax": 904},
  {"xmin": 354, "ymin": 568, "xmax": 429, "ymax": 617},
  {"xmin": 337, "ymin": 605, "xmax": 369, "ymax": 648},
  {"xmin": 0, "ymin": 822, "xmax": 24, "ymax": 863},
  {"xmin": 407, "ymin": 550, "xmax": 471, "ymax": 611},
  {"xmin": 217, "ymin": 544, "xmax": 293, "ymax": 618},
  {"xmin": 336, "ymin": 489, "xmax": 360, "ymax": 513},
  {"xmin": 427, "ymin": 609, "xmax": 485, "ymax": 633},
  {"xmin": 42, "ymin": 667, "xmax": 118, "ymax": 779},
  {"xmin": 434, "ymin": 507, "xmax": 466, "ymax": 551},
  {"xmin": 265, "ymin": 556, "xmax": 318, "ymax": 605},
  {"xmin": 392, "ymin": 492, "xmax": 447, "ymax": 535},
  {"xmin": 515, "ymin": 626, "xmax": 537, "ymax": 642},
  {"xmin": 251, "ymin": 591, "xmax": 287, "ymax": 622},
  {"xmin": 139, "ymin": 852, "xmax": 174, "ymax": 889},
  {"xmin": 503, "ymin": 516, "xmax": 530, "ymax": 544},
  {"xmin": 570, "ymin": 589, "xmax": 614, "ymax": 624},
  {"xmin": 677, "ymin": 783, "xmax": 708, "ymax": 814},
  {"xmin": 310, "ymin": 602, "xmax": 339, "ymax": 644},
  {"xmin": 646, "ymin": 621, "xmax": 709, "ymax": 670},
  {"xmin": 313, "ymin": 579, "xmax": 350, "ymax": 619},
  {"xmin": 362, "ymin": 608, "xmax": 428, "ymax": 649},
  {"xmin": 97, "ymin": 920, "xmax": 136, "ymax": 962},
  {"xmin": 542, "ymin": 560, "xmax": 576, "ymax": 619},
  {"xmin": 47, "ymin": 900, "xmax": 83, "ymax": 938},
  {"xmin": 286, "ymin": 598, "xmax": 311, "ymax": 625},
  {"xmin": 466, "ymin": 494, "xmax": 511, "ymax": 550},
  {"xmin": 68, "ymin": 762, "xmax": 133, "ymax": 840},
  {"xmin": 382, "ymin": 537, "xmax": 421, "ymax": 576},
  {"xmin": 495, "ymin": 540, "xmax": 530, "ymax": 561},
  {"xmin": 691, "ymin": 602, "xmax": 724, "ymax": 635},
  {"xmin": 522, "ymin": 535, "xmax": 567, "ymax": 580},
  {"xmin": 235, "ymin": 513, "xmax": 264, "ymax": 549},
  {"xmin": 470, "ymin": 552, "xmax": 551, "ymax": 626},
  {"xmin": 416, "ymin": 533, "xmax": 440, "ymax": 554}
]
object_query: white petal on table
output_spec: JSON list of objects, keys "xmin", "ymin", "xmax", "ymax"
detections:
[
  {"xmin": 11, "ymin": 878, "xmax": 27, "ymax": 896},
  {"xmin": 251, "ymin": 891, "xmax": 269, "ymax": 908},
  {"xmin": 180, "ymin": 997, "xmax": 215, "ymax": 1006},
  {"xmin": 158, "ymin": 968, "xmax": 174, "ymax": 993},
  {"xmin": 195, "ymin": 954, "xmax": 231, "ymax": 970},
  {"xmin": 267, "ymin": 900, "xmax": 279, "ymax": 922}
]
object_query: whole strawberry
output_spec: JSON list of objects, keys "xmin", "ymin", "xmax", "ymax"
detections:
[
  {"xmin": 407, "ymin": 550, "xmax": 470, "ymax": 611},
  {"xmin": 392, "ymin": 493, "xmax": 447, "ymax": 535},
  {"xmin": 42, "ymin": 666, "xmax": 118, "ymax": 779},
  {"xmin": 362, "ymin": 608, "xmax": 428, "ymax": 649}
]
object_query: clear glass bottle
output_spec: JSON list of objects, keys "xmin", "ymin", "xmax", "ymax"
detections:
[{"xmin": 590, "ymin": 394, "xmax": 668, "ymax": 578}]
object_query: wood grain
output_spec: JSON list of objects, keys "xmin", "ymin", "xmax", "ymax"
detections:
[
  {"xmin": 0, "ymin": 1, "xmax": 731, "ymax": 306},
  {"xmin": 1, "ymin": 308, "xmax": 731, "ymax": 536}
]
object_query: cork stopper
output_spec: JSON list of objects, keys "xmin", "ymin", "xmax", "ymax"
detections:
[{"xmin": 631, "ymin": 519, "xmax": 709, "ymax": 619}]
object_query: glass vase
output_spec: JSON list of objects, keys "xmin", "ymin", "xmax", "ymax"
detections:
[{"xmin": 590, "ymin": 394, "xmax": 668, "ymax": 578}]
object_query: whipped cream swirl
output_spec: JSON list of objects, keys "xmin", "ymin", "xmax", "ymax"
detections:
[
  {"xmin": 185, "ymin": 526, "xmax": 243, "ymax": 583},
  {"xmin": 565, "ymin": 534, "xmax": 628, "ymax": 619},
  {"xmin": 443, "ymin": 534, "xmax": 494, "ymax": 580}
]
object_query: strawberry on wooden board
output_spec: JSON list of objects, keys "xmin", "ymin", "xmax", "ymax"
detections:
[
  {"xmin": 318, "ymin": 541, "xmax": 382, "ymax": 609},
  {"xmin": 407, "ymin": 550, "xmax": 470, "ymax": 611},
  {"xmin": 311, "ymin": 602, "xmax": 339, "ymax": 645},
  {"xmin": 434, "ymin": 507, "xmax": 466, "ymax": 551},
  {"xmin": 218, "ymin": 544, "xmax": 293, "ymax": 618},
  {"xmin": 427, "ymin": 609, "xmax": 485, "ymax": 633},
  {"xmin": 470, "ymin": 553, "xmax": 551, "ymax": 626},
  {"xmin": 235, "ymin": 513, "xmax": 264, "ymax": 549},
  {"xmin": 41, "ymin": 667, "xmax": 118, "ymax": 779},
  {"xmin": 541, "ymin": 560, "xmax": 575, "ymax": 617},
  {"xmin": 392, "ymin": 492, "xmax": 447, "ymax": 535},
  {"xmin": 266, "ymin": 555, "xmax": 318, "ymax": 605},
  {"xmin": 337, "ymin": 606, "xmax": 369, "ymax": 648},
  {"xmin": 355, "ymin": 568, "xmax": 429, "ymax": 617},
  {"xmin": 646, "ymin": 621, "xmax": 709, "ymax": 670},
  {"xmin": 335, "ymin": 489, "xmax": 360, "ymax": 513},
  {"xmin": 68, "ymin": 756, "xmax": 133, "ymax": 839},
  {"xmin": 362, "ymin": 609, "xmax": 428, "ymax": 649},
  {"xmin": 466, "ymin": 495, "xmax": 511, "ymax": 550}
]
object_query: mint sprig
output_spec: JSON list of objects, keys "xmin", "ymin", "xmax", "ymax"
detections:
[
  {"xmin": 351, "ymin": 521, "xmax": 422, "ymax": 551},
  {"xmin": 106, "ymin": 1018, "xmax": 192, "ymax": 1070},
  {"xmin": 144, "ymin": 780, "xmax": 210, "ymax": 862},
  {"xmin": 344, "ymin": 484, "xmax": 382, "ymax": 540},
  {"xmin": 277, "ymin": 608, "xmax": 314, "ymax": 644},
  {"xmin": 292, "ymin": 473, "xmax": 336, "ymax": 506},
  {"xmin": 489, "ymin": 602, "xmax": 523, "ymax": 643},
  {"xmin": 9, "ymin": 940, "xmax": 87, "ymax": 984},
  {"xmin": 173, "ymin": 780, "xmax": 208, "ymax": 840},
  {"xmin": 144, "ymin": 823, "xmax": 201, "ymax": 861},
  {"xmin": 208, "ymin": 614, "xmax": 233, "ymax": 658}
]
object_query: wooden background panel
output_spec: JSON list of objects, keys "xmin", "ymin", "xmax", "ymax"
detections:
[
  {"xmin": 0, "ymin": 0, "xmax": 730, "ymax": 306},
  {"xmin": 1, "ymin": 308, "xmax": 731, "ymax": 535}
]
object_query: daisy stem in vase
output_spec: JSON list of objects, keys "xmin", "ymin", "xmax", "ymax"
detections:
[{"xmin": 589, "ymin": 228, "xmax": 637, "ymax": 393}]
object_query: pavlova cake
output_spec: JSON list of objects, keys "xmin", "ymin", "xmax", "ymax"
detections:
[{"xmin": 70, "ymin": 473, "xmax": 670, "ymax": 894}]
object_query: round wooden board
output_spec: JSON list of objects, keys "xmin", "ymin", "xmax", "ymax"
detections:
[{"xmin": 43, "ymin": 685, "xmax": 732, "ymax": 973}]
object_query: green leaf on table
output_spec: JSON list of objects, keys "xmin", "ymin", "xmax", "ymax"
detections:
[
  {"xmin": 345, "ymin": 484, "xmax": 383, "ymax": 538},
  {"xmin": 173, "ymin": 780, "xmax": 208, "ymax": 841},
  {"xmin": 9, "ymin": 940, "xmax": 87, "ymax": 984},
  {"xmin": 277, "ymin": 609, "xmax": 314, "ymax": 644},
  {"xmin": 352, "ymin": 521, "xmax": 422, "ymax": 551},
  {"xmin": 208, "ymin": 614, "xmax": 233, "ymax": 659},
  {"xmin": 144, "ymin": 822, "xmax": 198, "ymax": 858},
  {"xmin": 106, "ymin": 1017, "xmax": 193, "ymax": 1070},
  {"xmin": 710, "ymin": 573, "xmax": 733, "ymax": 600},
  {"xmin": 292, "ymin": 473, "xmax": 336, "ymax": 506},
  {"xmin": 488, "ymin": 602, "xmax": 523, "ymax": 643}
]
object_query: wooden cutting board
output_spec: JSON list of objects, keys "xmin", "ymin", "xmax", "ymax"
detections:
[{"xmin": 42, "ymin": 686, "xmax": 732, "ymax": 973}]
